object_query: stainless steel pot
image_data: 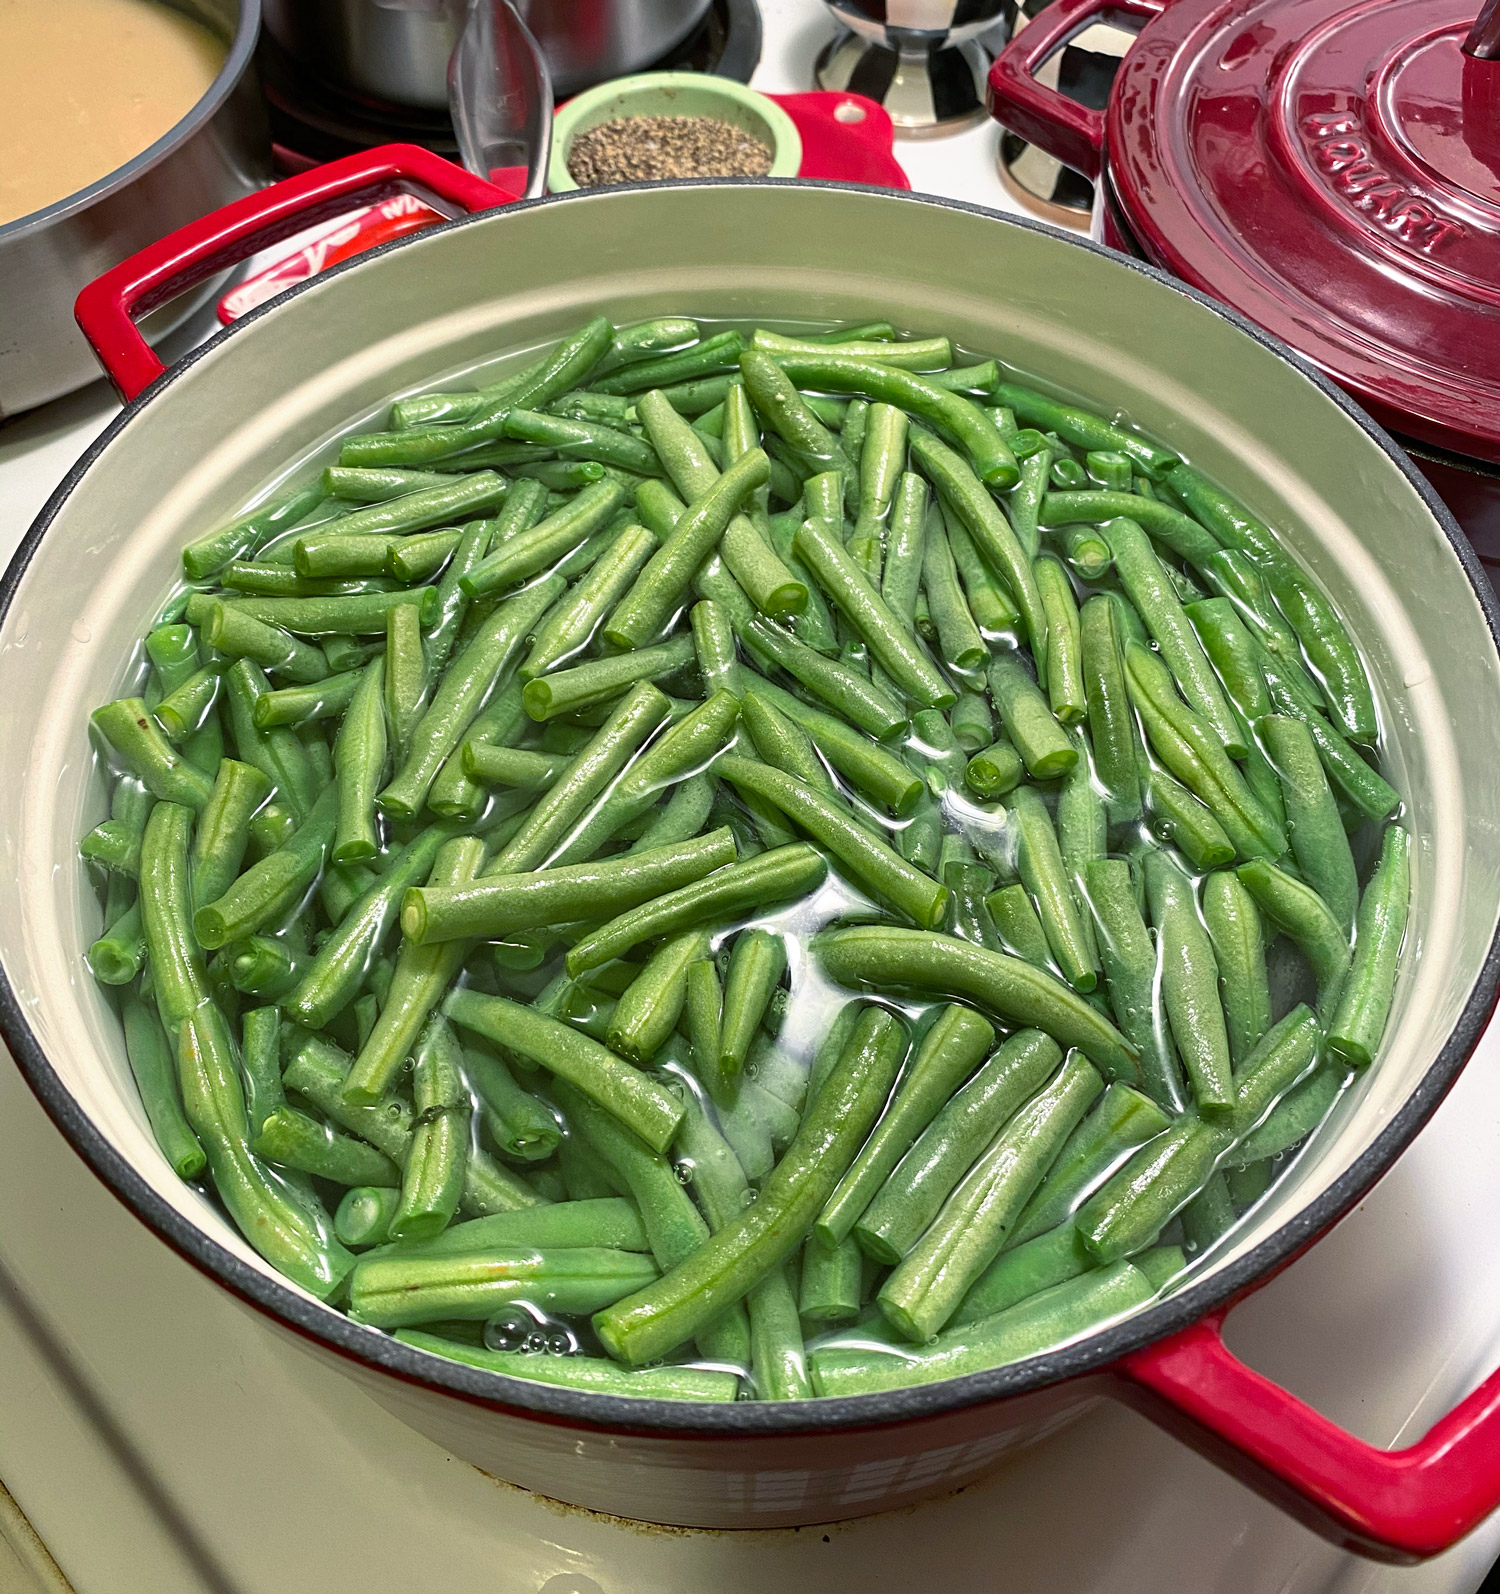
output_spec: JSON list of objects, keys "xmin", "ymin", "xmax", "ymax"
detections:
[
  {"xmin": 262, "ymin": 0, "xmax": 715, "ymax": 105},
  {"xmin": 8, "ymin": 158, "xmax": 1500, "ymax": 1561},
  {"xmin": 0, "ymin": 0, "xmax": 270, "ymax": 418}
]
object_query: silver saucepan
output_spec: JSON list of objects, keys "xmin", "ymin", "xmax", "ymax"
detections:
[
  {"xmin": 6, "ymin": 148, "xmax": 1500, "ymax": 1561},
  {"xmin": 0, "ymin": 0, "xmax": 269, "ymax": 417}
]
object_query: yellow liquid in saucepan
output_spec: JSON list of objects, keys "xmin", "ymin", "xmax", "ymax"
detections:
[{"xmin": 0, "ymin": 0, "xmax": 226, "ymax": 227}]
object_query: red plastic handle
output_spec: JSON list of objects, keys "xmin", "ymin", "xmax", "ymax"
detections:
[
  {"xmin": 986, "ymin": 0, "xmax": 1167, "ymax": 180},
  {"xmin": 75, "ymin": 143, "xmax": 511, "ymax": 403},
  {"xmin": 1118, "ymin": 1310, "xmax": 1500, "ymax": 1562}
]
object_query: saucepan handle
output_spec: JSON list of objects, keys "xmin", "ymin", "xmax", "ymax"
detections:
[
  {"xmin": 986, "ymin": 0, "xmax": 1168, "ymax": 180},
  {"xmin": 74, "ymin": 144, "xmax": 512, "ymax": 403},
  {"xmin": 1117, "ymin": 1309, "xmax": 1500, "ymax": 1563}
]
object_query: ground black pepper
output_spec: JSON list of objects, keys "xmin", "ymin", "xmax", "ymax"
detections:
[{"xmin": 567, "ymin": 114, "xmax": 773, "ymax": 187}]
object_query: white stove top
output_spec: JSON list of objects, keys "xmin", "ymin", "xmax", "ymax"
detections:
[{"xmin": 4, "ymin": 5, "xmax": 1500, "ymax": 1589}]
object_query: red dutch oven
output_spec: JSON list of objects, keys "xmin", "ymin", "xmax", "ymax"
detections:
[
  {"xmin": 989, "ymin": 0, "xmax": 1500, "ymax": 581},
  {"xmin": 5, "ymin": 145, "xmax": 1500, "ymax": 1558}
]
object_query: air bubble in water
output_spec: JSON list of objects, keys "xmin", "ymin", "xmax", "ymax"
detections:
[
  {"xmin": 674, "ymin": 1159, "xmax": 695, "ymax": 1185},
  {"xmin": 742, "ymin": 1187, "xmax": 758, "ymax": 1205}
]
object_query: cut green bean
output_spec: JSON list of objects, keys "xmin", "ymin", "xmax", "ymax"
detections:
[
  {"xmin": 388, "ymin": 1016, "xmax": 470, "ymax": 1241},
  {"xmin": 1145, "ymin": 851, "xmax": 1233, "ymax": 1116},
  {"xmin": 1328, "ymin": 824, "xmax": 1409, "ymax": 1068},
  {"xmin": 1236, "ymin": 857, "xmax": 1352, "ymax": 1012}
]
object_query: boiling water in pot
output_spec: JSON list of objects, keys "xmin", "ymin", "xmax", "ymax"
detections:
[{"xmin": 78, "ymin": 313, "xmax": 1409, "ymax": 1402}]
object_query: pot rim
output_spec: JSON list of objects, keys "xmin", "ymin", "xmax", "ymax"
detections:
[
  {"xmin": 6, "ymin": 177, "xmax": 1499, "ymax": 1439},
  {"xmin": 0, "ymin": 0, "xmax": 262, "ymax": 246}
]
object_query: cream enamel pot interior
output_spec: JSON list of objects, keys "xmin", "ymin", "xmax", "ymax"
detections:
[{"xmin": 6, "ymin": 166, "xmax": 1500, "ymax": 1554}]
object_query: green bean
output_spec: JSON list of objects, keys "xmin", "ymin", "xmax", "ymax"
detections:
[
  {"xmin": 800, "ymin": 1235, "xmax": 862, "ymax": 1326},
  {"xmin": 605, "ymin": 452, "xmax": 772, "ymax": 650},
  {"xmin": 812, "ymin": 1261, "xmax": 1153, "ymax": 1396},
  {"xmin": 945, "ymin": 509, "xmax": 1019, "ymax": 634},
  {"xmin": 1008, "ymin": 1081, "xmax": 1172, "ymax": 1248},
  {"xmin": 377, "ymin": 576, "xmax": 562, "ymax": 819},
  {"xmin": 519, "ymin": 635, "xmax": 693, "ymax": 721},
  {"xmin": 911, "ymin": 706, "xmax": 969, "ymax": 798},
  {"xmin": 446, "ymin": 990, "xmax": 684, "ymax": 1152},
  {"xmin": 1139, "ymin": 754, "xmax": 1236, "ymax": 869},
  {"xmin": 1076, "ymin": 1116, "xmax": 1226, "ymax": 1264},
  {"xmin": 1124, "ymin": 642, "xmax": 1284, "ymax": 859},
  {"xmin": 323, "ymin": 466, "xmax": 457, "ymax": 501},
  {"xmin": 1230, "ymin": 1055, "xmax": 1348, "ymax": 1165},
  {"xmin": 674, "ymin": 1081, "xmax": 749, "ymax": 1233},
  {"xmin": 987, "ymin": 882, "xmax": 1053, "ymax": 968},
  {"xmin": 767, "ymin": 352, "xmax": 1019, "ymax": 490},
  {"xmin": 992, "ymin": 383, "xmax": 1178, "ymax": 479},
  {"xmin": 1252, "ymin": 637, "xmax": 1400, "ymax": 820},
  {"xmin": 519, "ymin": 537, "xmax": 658, "ymax": 686},
  {"xmin": 1010, "ymin": 785, "xmax": 1097, "ymax": 995},
  {"xmin": 684, "ymin": 956, "xmax": 724, "ymax": 1087},
  {"xmin": 852, "ymin": 1029, "xmax": 1061, "ymax": 1264},
  {"xmin": 254, "ymin": 1104, "xmax": 402, "ymax": 1187},
  {"xmin": 388, "ymin": 1016, "xmax": 470, "ymax": 1241},
  {"xmin": 716, "ymin": 929, "xmax": 786, "ymax": 1090},
  {"xmin": 1082, "ymin": 451, "xmax": 1132, "ymax": 492},
  {"xmin": 191, "ymin": 587, "xmax": 434, "ymax": 640},
  {"xmin": 848, "ymin": 399, "xmax": 909, "ymax": 558},
  {"xmin": 92, "ymin": 698, "xmax": 215, "ymax": 810},
  {"xmin": 1260, "ymin": 714, "xmax": 1358, "ymax": 934},
  {"xmin": 1060, "ymin": 523, "xmax": 1113, "ymax": 581},
  {"xmin": 607, "ymin": 929, "xmax": 712, "ymax": 1066},
  {"xmin": 462, "ymin": 1046, "xmax": 562, "ymax": 1162},
  {"xmin": 224, "ymin": 931, "xmax": 307, "ymax": 1000},
  {"xmin": 747, "ymin": 1264, "xmax": 811, "ymax": 1400},
  {"xmin": 591, "ymin": 317, "xmax": 701, "ymax": 379},
  {"xmin": 568, "ymin": 843, "xmax": 826, "ymax": 975},
  {"xmin": 1201, "ymin": 870, "xmax": 1272, "ymax": 1066},
  {"xmin": 1080, "ymin": 859, "xmax": 1184, "ymax": 1112},
  {"xmin": 984, "ymin": 658, "xmax": 1074, "ymax": 785},
  {"xmin": 1039, "ymin": 490, "xmax": 1219, "ymax": 569},
  {"xmin": 341, "ymin": 834, "xmax": 485, "ymax": 1103},
  {"xmin": 376, "ymin": 1198, "xmax": 648, "ymax": 1259},
  {"xmin": 290, "ymin": 531, "xmax": 401, "ymax": 580},
  {"xmin": 963, "ymin": 736, "xmax": 1022, "ymax": 800},
  {"xmin": 818, "ymin": 1004, "xmax": 994, "ymax": 1249},
  {"xmin": 183, "ymin": 763, "xmax": 269, "ymax": 918},
  {"xmin": 952, "ymin": 1221, "xmax": 1094, "ymax": 1327},
  {"xmin": 80, "ymin": 819, "xmax": 141, "ymax": 876},
  {"xmin": 815, "ymin": 925, "xmax": 1137, "ymax": 1080},
  {"xmin": 1178, "ymin": 1170, "xmax": 1236, "ymax": 1257},
  {"xmin": 1006, "ymin": 447, "xmax": 1051, "ymax": 562},
  {"xmin": 182, "ymin": 481, "xmax": 327, "ymax": 581},
  {"xmin": 349, "ymin": 1244, "xmax": 657, "ymax": 1328},
  {"xmin": 1328, "ymin": 824, "xmax": 1409, "ymax": 1068},
  {"xmin": 738, "ymin": 689, "xmax": 832, "ymax": 798},
  {"xmin": 714, "ymin": 756, "xmax": 947, "ymax": 928},
  {"xmin": 323, "ymin": 656, "xmax": 385, "ymax": 865},
  {"xmin": 947, "ymin": 686, "xmax": 992, "ymax": 755},
  {"xmin": 461, "ymin": 744, "xmax": 567, "ymax": 789},
  {"xmin": 1236, "ymin": 857, "xmax": 1351, "ymax": 1012},
  {"xmin": 426, "ymin": 678, "xmax": 527, "ymax": 819},
  {"xmin": 286, "ymin": 821, "xmax": 458, "ymax": 1028},
  {"xmin": 222, "ymin": 659, "xmax": 322, "ymax": 820},
  {"xmin": 1222, "ymin": 1004, "xmax": 1323, "ymax": 1145},
  {"xmin": 234, "ymin": 1004, "xmax": 284, "ymax": 1139},
  {"xmin": 152, "ymin": 662, "xmax": 223, "ymax": 750},
  {"xmin": 459, "ymin": 480, "xmax": 624, "ymax": 601},
  {"xmin": 251, "ymin": 669, "xmax": 362, "ymax": 731},
  {"xmin": 919, "ymin": 503, "xmax": 987, "ymax": 675},
  {"xmin": 389, "ymin": 529, "xmax": 461, "ymax": 586},
  {"xmin": 336, "ymin": 1185, "xmax": 402, "ymax": 1247},
  {"xmin": 119, "ymin": 986, "xmax": 205, "ymax": 1178},
  {"xmin": 794, "ymin": 513, "xmax": 954, "ymax": 707},
  {"xmin": 752, "ymin": 330, "xmax": 950, "ymax": 369},
  {"xmin": 591, "ymin": 330, "xmax": 746, "ymax": 396},
  {"xmin": 283, "ymin": 1032, "xmax": 544, "ymax": 1216},
  {"xmin": 551, "ymin": 1080, "xmax": 747, "ymax": 1363},
  {"xmin": 594, "ymin": 1005, "xmax": 906, "ymax": 1365},
  {"xmin": 1056, "ymin": 728, "xmax": 1105, "ymax": 969},
  {"xmin": 88, "ymin": 899, "xmax": 146, "ymax": 985},
  {"xmin": 1033, "ymin": 555, "xmax": 1085, "ymax": 724},
  {"xmin": 489, "ymin": 681, "xmax": 671, "ymax": 872},
  {"xmin": 1166, "ymin": 464, "xmax": 1376, "ymax": 742},
  {"xmin": 909, "ymin": 432, "xmax": 1044, "ymax": 666},
  {"xmin": 404, "ymin": 1328, "xmax": 740, "ymax": 1397},
  {"xmin": 501, "ymin": 407, "xmax": 664, "ymax": 476},
  {"xmin": 740, "ymin": 617, "xmax": 907, "ymax": 740},
  {"xmin": 1105, "ymin": 519, "xmax": 1245, "ymax": 756},
  {"xmin": 1144, "ymin": 851, "xmax": 1233, "ymax": 1116}
]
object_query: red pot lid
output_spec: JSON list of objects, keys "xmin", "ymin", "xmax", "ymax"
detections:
[{"xmin": 1105, "ymin": 0, "xmax": 1500, "ymax": 464}]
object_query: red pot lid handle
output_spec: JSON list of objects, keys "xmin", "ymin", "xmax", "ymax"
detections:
[
  {"xmin": 1118, "ymin": 1309, "xmax": 1500, "ymax": 1560},
  {"xmin": 987, "ymin": 0, "xmax": 1168, "ymax": 179},
  {"xmin": 75, "ymin": 144, "xmax": 511, "ymax": 403}
]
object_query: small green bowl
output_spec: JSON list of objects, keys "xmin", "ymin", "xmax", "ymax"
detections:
[{"xmin": 548, "ymin": 72, "xmax": 802, "ymax": 193}]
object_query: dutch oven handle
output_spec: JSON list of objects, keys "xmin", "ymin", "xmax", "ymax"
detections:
[
  {"xmin": 1117, "ymin": 1307, "xmax": 1500, "ymax": 1561},
  {"xmin": 75, "ymin": 144, "xmax": 511, "ymax": 403},
  {"xmin": 986, "ymin": 0, "xmax": 1169, "ymax": 179}
]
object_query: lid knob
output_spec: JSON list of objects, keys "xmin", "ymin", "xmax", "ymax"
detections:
[{"xmin": 1464, "ymin": 0, "xmax": 1500, "ymax": 58}]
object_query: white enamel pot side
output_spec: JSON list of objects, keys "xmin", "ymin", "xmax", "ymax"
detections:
[{"xmin": 3, "ymin": 179, "xmax": 1500, "ymax": 1539}]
